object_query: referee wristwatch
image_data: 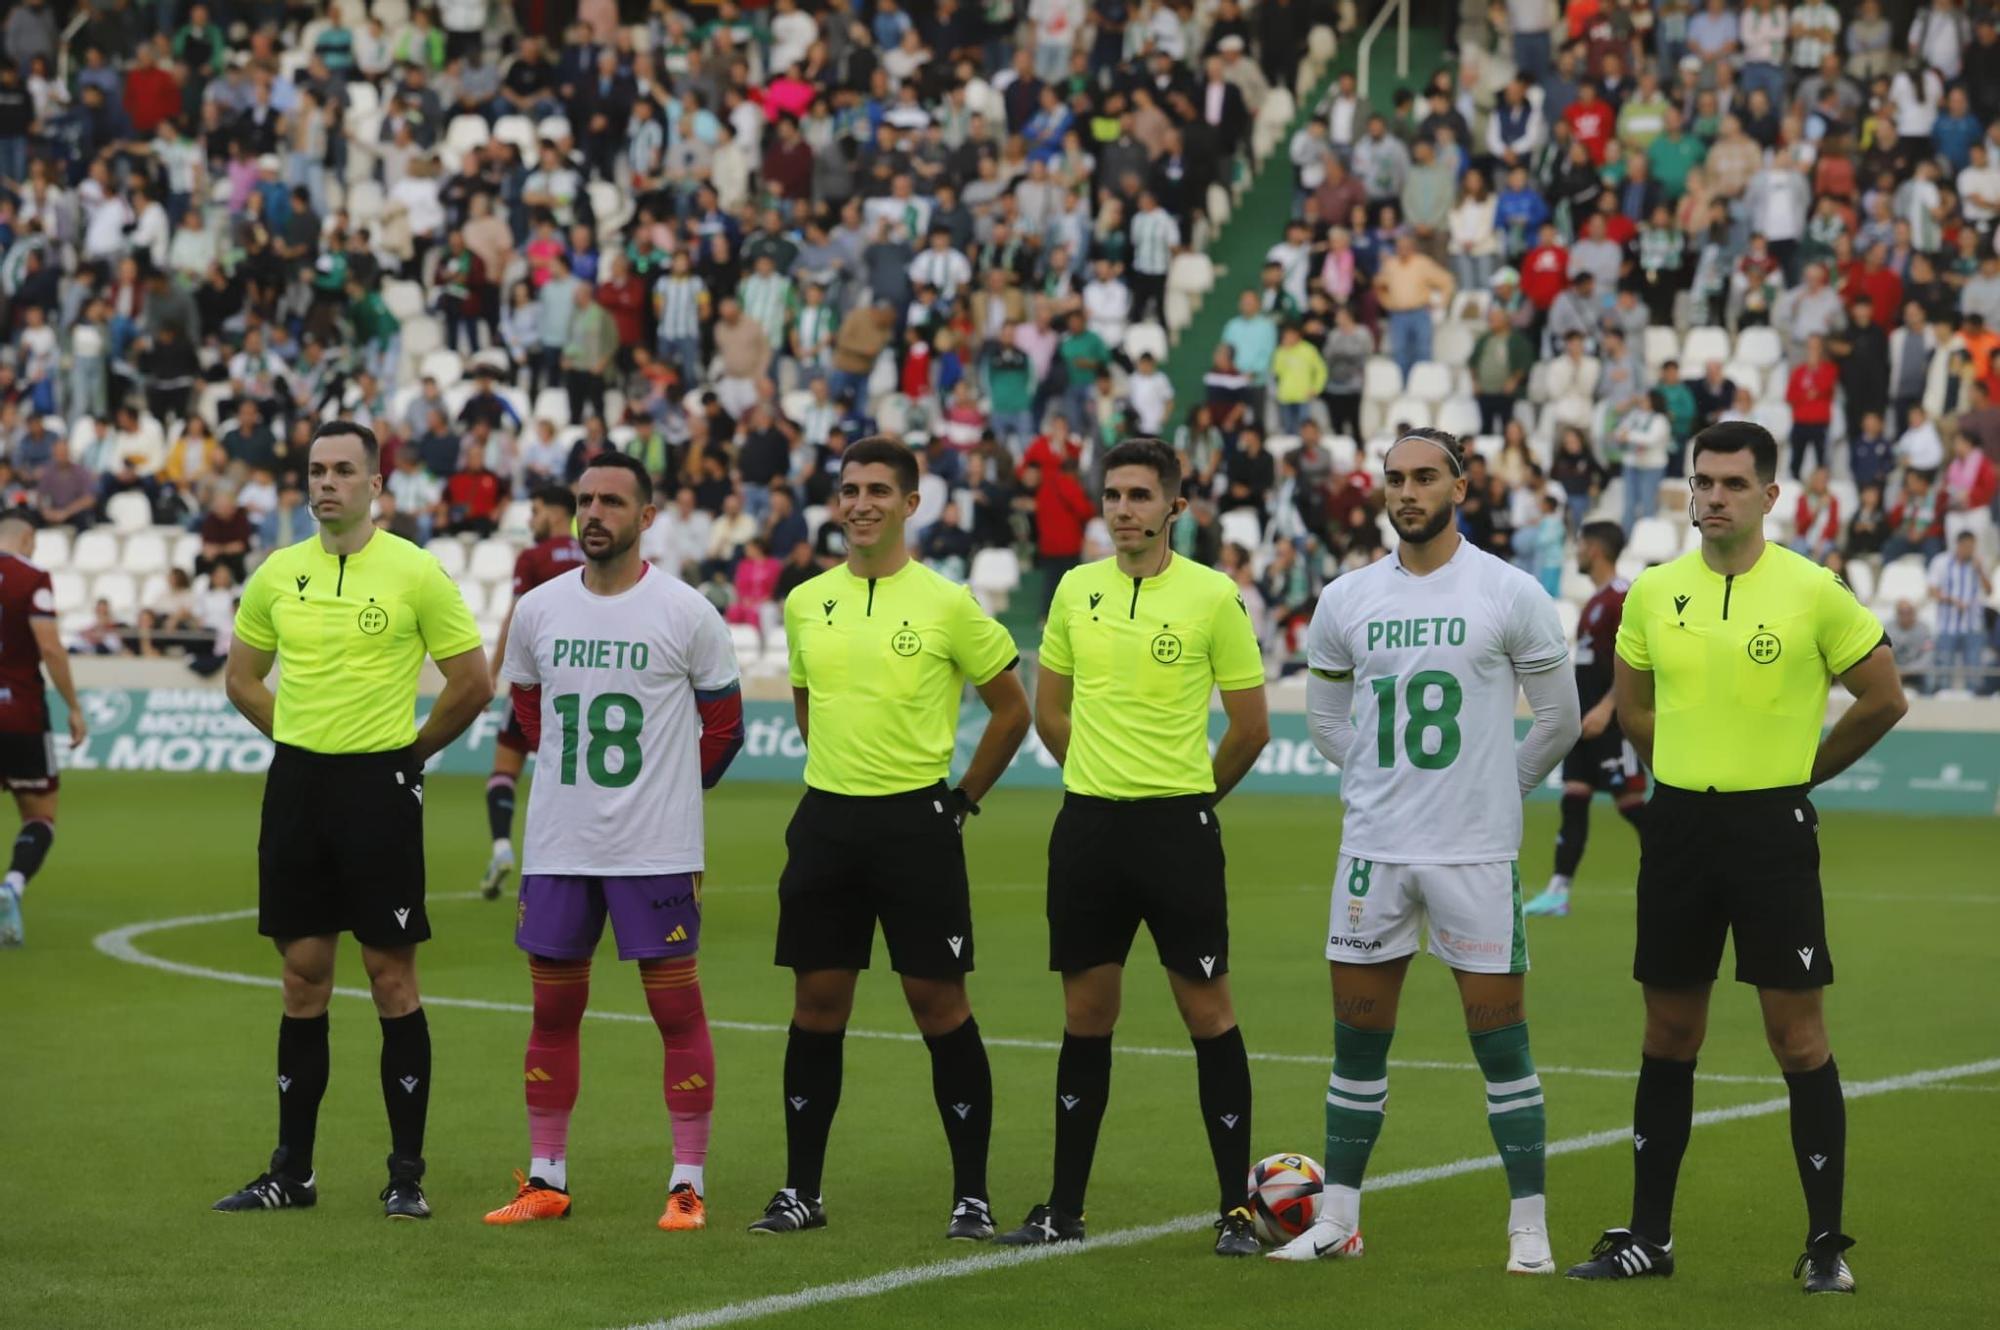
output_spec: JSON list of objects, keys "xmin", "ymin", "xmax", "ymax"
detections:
[{"xmin": 950, "ymin": 787, "xmax": 980, "ymax": 823}]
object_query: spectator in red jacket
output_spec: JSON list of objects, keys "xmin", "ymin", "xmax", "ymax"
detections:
[
  {"xmin": 1791, "ymin": 466, "xmax": 1841, "ymax": 561},
  {"xmin": 123, "ymin": 46, "xmax": 182, "ymax": 137},
  {"xmin": 1032, "ymin": 455, "xmax": 1094, "ymax": 621},
  {"xmin": 594, "ymin": 253, "xmax": 648, "ymax": 358},
  {"xmin": 1521, "ymin": 223, "xmax": 1569, "ymax": 310},
  {"xmin": 1842, "ymin": 244, "xmax": 1903, "ymax": 331},
  {"xmin": 1785, "ymin": 334, "xmax": 1839, "ymax": 477},
  {"xmin": 1562, "ymin": 82, "xmax": 1614, "ymax": 163}
]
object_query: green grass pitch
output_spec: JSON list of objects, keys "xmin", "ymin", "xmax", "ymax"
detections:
[{"xmin": 3, "ymin": 773, "xmax": 1995, "ymax": 1329}]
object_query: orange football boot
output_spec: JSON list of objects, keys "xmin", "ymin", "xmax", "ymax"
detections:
[
  {"xmin": 658, "ymin": 1182, "xmax": 706, "ymax": 1231},
  {"xmin": 484, "ymin": 1169, "xmax": 572, "ymax": 1224}
]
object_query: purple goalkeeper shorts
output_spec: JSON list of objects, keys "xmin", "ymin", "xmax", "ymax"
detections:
[{"xmin": 515, "ymin": 873, "xmax": 703, "ymax": 961}]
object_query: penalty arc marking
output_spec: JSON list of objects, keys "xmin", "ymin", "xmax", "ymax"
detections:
[
  {"xmin": 90, "ymin": 898, "xmax": 1779, "ymax": 1084},
  {"xmin": 85, "ymin": 903, "xmax": 2000, "ymax": 1328}
]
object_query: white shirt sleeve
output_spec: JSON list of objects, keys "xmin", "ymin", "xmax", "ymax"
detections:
[
  {"xmin": 499, "ymin": 595, "xmax": 540, "ymax": 686},
  {"xmin": 1305, "ymin": 588, "xmax": 1357, "ymax": 766},
  {"xmin": 1515, "ymin": 664, "xmax": 1581, "ymax": 795},
  {"xmin": 1503, "ymin": 578, "xmax": 1571, "ymax": 674},
  {"xmin": 686, "ymin": 597, "xmax": 741, "ymax": 693}
]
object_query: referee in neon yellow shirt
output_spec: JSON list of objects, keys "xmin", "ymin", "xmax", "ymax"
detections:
[
  {"xmin": 212, "ymin": 421, "xmax": 493, "ymax": 1220},
  {"xmin": 996, "ymin": 438, "xmax": 1271, "ymax": 1256},
  {"xmin": 749, "ymin": 436, "xmax": 1031, "ymax": 1241},
  {"xmin": 1566, "ymin": 422, "xmax": 1908, "ymax": 1293}
]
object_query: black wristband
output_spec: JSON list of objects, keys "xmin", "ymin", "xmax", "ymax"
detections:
[{"xmin": 951, "ymin": 786, "xmax": 980, "ymax": 817}]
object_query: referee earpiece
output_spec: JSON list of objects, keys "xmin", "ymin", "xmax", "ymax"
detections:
[{"xmin": 1143, "ymin": 500, "xmax": 1185, "ymax": 539}]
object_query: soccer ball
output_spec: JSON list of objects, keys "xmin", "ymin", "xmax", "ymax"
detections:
[{"xmin": 1247, "ymin": 1152, "xmax": 1326, "ymax": 1245}]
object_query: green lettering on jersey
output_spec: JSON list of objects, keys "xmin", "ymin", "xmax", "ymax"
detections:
[
  {"xmin": 554, "ymin": 638, "xmax": 653, "ymax": 670},
  {"xmin": 552, "ymin": 640, "xmax": 567, "ymax": 667},
  {"xmin": 1364, "ymin": 617, "xmax": 1469, "ymax": 652}
]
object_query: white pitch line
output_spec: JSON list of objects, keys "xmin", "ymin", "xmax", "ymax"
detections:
[
  {"xmin": 619, "ymin": 1056, "xmax": 2000, "ymax": 1330},
  {"xmin": 89, "ymin": 903, "xmax": 1777, "ymax": 1085}
]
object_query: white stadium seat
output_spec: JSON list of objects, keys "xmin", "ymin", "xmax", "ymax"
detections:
[
  {"xmin": 1643, "ymin": 325, "xmax": 1680, "ymax": 369},
  {"xmin": 1874, "ymin": 557, "xmax": 1929, "ymax": 611},
  {"xmin": 1627, "ymin": 516, "xmax": 1681, "ymax": 566},
  {"xmin": 51, "ymin": 570, "xmax": 86, "ymax": 615},
  {"xmin": 71, "ymin": 529, "xmax": 119, "ymax": 573},
  {"xmin": 92, "ymin": 572, "xmax": 139, "ymax": 616},
  {"xmin": 1735, "ymin": 325, "xmax": 1784, "ymax": 369},
  {"xmin": 106, "ymin": 491, "xmax": 153, "ymax": 534},
  {"xmin": 426, "ymin": 538, "xmax": 469, "ymax": 579},
  {"xmin": 171, "ymin": 531, "xmax": 201, "ymax": 572},
  {"xmin": 420, "ymin": 349, "xmax": 464, "ymax": 391},
  {"xmin": 1122, "ymin": 321, "xmax": 1170, "ymax": 365},
  {"xmin": 1219, "ymin": 509, "xmax": 1263, "ymax": 551},
  {"xmin": 1404, "ymin": 361, "xmax": 1454, "ymax": 403},
  {"xmin": 458, "ymin": 581, "xmax": 488, "ymax": 619},
  {"xmin": 122, "ymin": 532, "xmax": 170, "ymax": 575},
  {"xmin": 469, "ymin": 539, "xmax": 516, "ymax": 584},
  {"xmin": 1434, "ymin": 397, "xmax": 1482, "ymax": 440},
  {"xmin": 968, "ymin": 547, "xmax": 1020, "ymax": 614},
  {"xmin": 1680, "ymin": 326, "xmax": 1731, "ymax": 369},
  {"xmin": 1382, "ymin": 397, "xmax": 1432, "ymax": 431},
  {"xmin": 1362, "ymin": 357, "xmax": 1404, "ymax": 402},
  {"xmin": 727, "ymin": 622, "xmax": 762, "ymax": 671},
  {"xmin": 33, "ymin": 529, "xmax": 71, "ymax": 570},
  {"xmin": 382, "ymin": 280, "xmax": 426, "ymax": 322}
]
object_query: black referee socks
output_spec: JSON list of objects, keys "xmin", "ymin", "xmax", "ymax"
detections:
[
  {"xmin": 1629, "ymin": 1055, "xmax": 1696, "ymax": 1245},
  {"xmin": 782, "ymin": 1024, "xmax": 844, "ymax": 1199},
  {"xmin": 923, "ymin": 1017, "xmax": 992, "ymax": 1202},
  {"xmin": 378, "ymin": 1009, "xmax": 431, "ymax": 1163},
  {"xmin": 1554, "ymin": 793, "xmax": 1591, "ymax": 878},
  {"xmin": 9, "ymin": 817, "xmax": 53, "ymax": 885},
  {"xmin": 1785, "ymin": 1057, "xmax": 1846, "ymax": 1241},
  {"xmin": 1050, "ymin": 1032, "xmax": 1113, "ymax": 1216},
  {"xmin": 1193, "ymin": 1026, "xmax": 1253, "ymax": 1215},
  {"xmin": 275, "ymin": 1013, "xmax": 330, "ymax": 1180}
]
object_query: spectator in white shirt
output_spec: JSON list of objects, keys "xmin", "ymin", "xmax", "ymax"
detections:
[
  {"xmin": 1125, "ymin": 352, "xmax": 1175, "ymax": 436},
  {"xmin": 1081, "ymin": 258, "xmax": 1132, "ymax": 350}
]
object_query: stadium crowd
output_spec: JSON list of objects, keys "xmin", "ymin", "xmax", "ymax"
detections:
[{"xmin": 0, "ymin": 0, "xmax": 1995, "ymax": 693}]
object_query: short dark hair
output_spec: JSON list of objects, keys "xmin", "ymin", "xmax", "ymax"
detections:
[
  {"xmin": 533, "ymin": 482, "xmax": 578, "ymax": 514},
  {"xmin": 310, "ymin": 420, "xmax": 379, "ymax": 468},
  {"xmin": 1580, "ymin": 519, "xmax": 1626, "ymax": 562},
  {"xmin": 1099, "ymin": 437, "xmax": 1182, "ymax": 493},
  {"xmin": 1386, "ymin": 426, "xmax": 1466, "ymax": 476},
  {"xmin": 579, "ymin": 451, "xmax": 655, "ymax": 501},
  {"xmin": 841, "ymin": 435, "xmax": 920, "ymax": 493},
  {"xmin": 1689, "ymin": 419, "xmax": 1779, "ymax": 483}
]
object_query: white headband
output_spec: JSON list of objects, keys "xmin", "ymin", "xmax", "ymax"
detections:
[{"xmin": 1391, "ymin": 434, "xmax": 1464, "ymax": 476}]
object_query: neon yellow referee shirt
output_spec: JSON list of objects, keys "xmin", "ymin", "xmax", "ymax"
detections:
[
  {"xmin": 1615, "ymin": 543, "xmax": 1886, "ymax": 792},
  {"xmin": 1040, "ymin": 555, "xmax": 1265, "ymax": 799},
  {"xmin": 234, "ymin": 531, "xmax": 484, "ymax": 754},
  {"xmin": 785, "ymin": 560, "xmax": 1019, "ymax": 796}
]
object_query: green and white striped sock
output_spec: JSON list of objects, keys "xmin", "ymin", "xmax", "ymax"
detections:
[
  {"xmin": 1471, "ymin": 1021, "xmax": 1546, "ymax": 1199},
  {"xmin": 1324, "ymin": 1021, "xmax": 1393, "ymax": 1223}
]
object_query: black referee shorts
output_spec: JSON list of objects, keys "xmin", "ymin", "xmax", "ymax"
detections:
[
  {"xmin": 1047, "ymin": 793, "xmax": 1229, "ymax": 981},
  {"xmin": 259, "ymin": 743, "xmax": 430, "ymax": 949},
  {"xmin": 1634, "ymin": 782, "xmax": 1830, "ymax": 990},
  {"xmin": 774, "ymin": 783, "xmax": 973, "ymax": 979},
  {"xmin": 1560, "ymin": 730, "xmax": 1646, "ymax": 797}
]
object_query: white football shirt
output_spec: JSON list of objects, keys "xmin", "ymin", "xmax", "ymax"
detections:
[
  {"xmin": 500, "ymin": 565, "xmax": 739, "ymax": 875},
  {"xmin": 1307, "ymin": 540, "xmax": 1569, "ymax": 865}
]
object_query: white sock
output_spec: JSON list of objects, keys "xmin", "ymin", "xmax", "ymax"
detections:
[
  {"xmin": 669, "ymin": 1163, "xmax": 705, "ymax": 1195},
  {"xmin": 1324, "ymin": 1183, "xmax": 1360, "ymax": 1231},
  {"xmin": 4, "ymin": 870, "xmax": 24, "ymax": 898},
  {"xmin": 1546, "ymin": 875, "xmax": 1571, "ymax": 894},
  {"xmin": 493, "ymin": 838, "xmax": 513, "ymax": 858},
  {"xmin": 531, "ymin": 1156, "xmax": 566, "ymax": 1189},
  {"xmin": 1509, "ymin": 1193, "xmax": 1547, "ymax": 1232}
]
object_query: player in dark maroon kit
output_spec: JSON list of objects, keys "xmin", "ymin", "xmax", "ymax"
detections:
[
  {"xmin": 481, "ymin": 485, "xmax": 583, "ymax": 899},
  {"xmin": 0, "ymin": 518, "xmax": 88, "ymax": 946},
  {"xmin": 1524, "ymin": 521, "xmax": 1647, "ymax": 918}
]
